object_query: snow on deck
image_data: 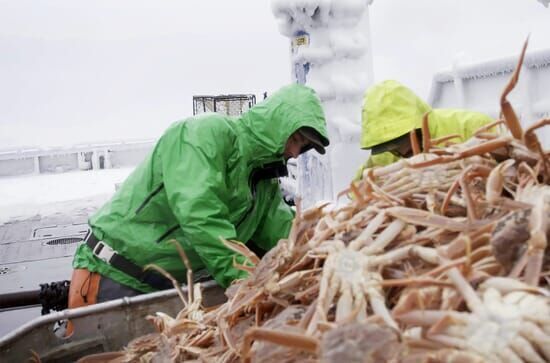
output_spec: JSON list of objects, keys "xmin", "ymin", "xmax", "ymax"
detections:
[{"xmin": 0, "ymin": 168, "xmax": 133, "ymax": 224}]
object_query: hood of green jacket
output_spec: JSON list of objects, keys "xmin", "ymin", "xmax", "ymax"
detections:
[{"xmin": 237, "ymin": 84, "xmax": 329, "ymax": 166}]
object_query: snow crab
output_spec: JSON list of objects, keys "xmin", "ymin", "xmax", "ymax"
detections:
[
  {"xmin": 396, "ymin": 271, "xmax": 550, "ymax": 363},
  {"xmin": 305, "ymin": 210, "xmax": 441, "ymax": 333}
]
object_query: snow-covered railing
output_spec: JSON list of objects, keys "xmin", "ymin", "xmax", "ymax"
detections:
[
  {"xmin": 0, "ymin": 140, "xmax": 155, "ymax": 177},
  {"xmin": 428, "ymin": 48, "xmax": 550, "ymax": 148}
]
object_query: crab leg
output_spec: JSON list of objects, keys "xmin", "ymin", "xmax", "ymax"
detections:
[
  {"xmin": 442, "ymin": 232, "xmax": 490, "ymax": 260},
  {"xmin": 361, "ymin": 219, "xmax": 406, "ymax": 254},
  {"xmin": 387, "ymin": 206, "xmax": 477, "ymax": 232},
  {"xmin": 395, "ymin": 309, "xmax": 449, "ymax": 326},
  {"xmin": 497, "ymin": 347, "xmax": 523, "ymax": 363},
  {"xmin": 410, "ymin": 137, "xmax": 512, "ymax": 169},
  {"xmin": 287, "ymin": 199, "xmax": 303, "ymax": 251},
  {"xmin": 349, "ymin": 211, "xmax": 386, "ymax": 250},
  {"xmin": 500, "ymin": 37, "xmax": 529, "ymax": 140},
  {"xmin": 392, "ymin": 172, "xmax": 462, "ymax": 199},
  {"xmin": 520, "ymin": 322, "xmax": 550, "ymax": 361},
  {"xmin": 170, "ymin": 239, "xmax": 194, "ymax": 303},
  {"xmin": 523, "ymin": 118, "xmax": 550, "ymax": 179},
  {"xmin": 353, "ymin": 294, "xmax": 367, "ymax": 322},
  {"xmin": 431, "ymin": 134, "xmax": 462, "ymax": 146},
  {"xmin": 266, "ymin": 268, "xmax": 321, "ymax": 293},
  {"xmin": 486, "ymin": 160, "xmax": 531, "ymax": 210},
  {"xmin": 370, "ymin": 245, "xmax": 440, "ymax": 266},
  {"xmin": 445, "ymin": 267, "xmax": 487, "ymax": 317},
  {"xmin": 143, "ymin": 263, "xmax": 188, "ymax": 307},
  {"xmin": 367, "ymin": 285, "xmax": 399, "ymax": 330},
  {"xmin": 381, "ymin": 278, "xmax": 452, "ymax": 288},
  {"xmin": 298, "ymin": 298, "xmax": 317, "ymax": 330},
  {"xmin": 241, "ymin": 327, "xmax": 319, "ymax": 363},
  {"xmin": 524, "ymin": 230, "xmax": 547, "ymax": 286},
  {"xmin": 509, "ymin": 335, "xmax": 546, "ymax": 363},
  {"xmin": 475, "ymin": 119, "xmax": 505, "ymax": 138},
  {"xmin": 73, "ymin": 352, "xmax": 125, "ymax": 362},
  {"xmin": 458, "ymin": 137, "xmax": 513, "ymax": 159},
  {"xmin": 335, "ymin": 282, "xmax": 353, "ymax": 322},
  {"xmin": 481, "ymin": 277, "xmax": 548, "ymax": 296},
  {"xmin": 308, "ymin": 266, "xmax": 338, "ymax": 334},
  {"xmin": 523, "ymin": 191, "xmax": 549, "ymax": 286},
  {"xmin": 427, "ymin": 334, "xmax": 468, "ymax": 350},
  {"xmin": 440, "ymin": 177, "xmax": 462, "ymax": 215},
  {"xmin": 382, "ymin": 176, "xmax": 419, "ymax": 195},
  {"xmin": 220, "ymin": 238, "xmax": 260, "ymax": 266},
  {"xmin": 422, "ymin": 111, "xmax": 432, "ymax": 152},
  {"xmin": 372, "ymin": 158, "xmax": 410, "ymax": 178},
  {"xmin": 509, "ymin": 251, "xmax": 529, "ymax": 279},
  {"xmin": 410, "ymin": 129, "xmax": 421, "ymax": 155},
  {"xmin": 458, "ymin": 171, "xmax": 478, "ymax": 221},
  {"xmin": 366, "ymin": 175, "xmax": 405, "ymax": 205},
  {"xmin": 349, "ymin": 180, "xmax": 367, "ymax": 205}
]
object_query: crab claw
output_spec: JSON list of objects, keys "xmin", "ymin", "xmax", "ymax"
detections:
[{"xmin": 500, "ymin": 36, "xmax": 529, "ymax": 140}]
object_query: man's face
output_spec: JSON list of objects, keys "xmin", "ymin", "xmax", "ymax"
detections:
[
  {"xmin": 283, "ymin": 131, "xmax": 311, "ymax": 160},
  {"xmin": 391, "ymin": 138, "xmax": 413, "ymax": 158},
  {"xmin": 373, "ymin": 132, "xmax": 415, "ymax": 159}
]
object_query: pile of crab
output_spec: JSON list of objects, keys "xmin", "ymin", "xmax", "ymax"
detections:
[{"xmin": 79, "ymin": 40, "xmax": 549, "ymax": 363}]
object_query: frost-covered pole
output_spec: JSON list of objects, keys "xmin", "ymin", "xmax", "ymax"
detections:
[{"xmin": 272, "ymin": 0, "xmax": 374, "ymax": 208}]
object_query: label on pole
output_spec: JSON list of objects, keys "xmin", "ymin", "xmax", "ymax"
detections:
[
  {"xmin": 292, "ymin": 30, "xmax": 310, "ymax": 85},
  {"xmin": 291, "ymin": 30, "xmax": 332, "ymax": 209}
]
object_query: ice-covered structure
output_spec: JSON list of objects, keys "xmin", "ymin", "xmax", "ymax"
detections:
[
  {"xmin": 428, "ymin": 48, "xmax": 550, "ymax": 148},
  {"xmin": 272, "ymin": 0, "xmax": 374, "ymax": 208}
]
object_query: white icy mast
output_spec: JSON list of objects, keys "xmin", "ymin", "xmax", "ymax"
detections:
[{"xmin": 272, "ymin": 0, "xmax": 374, "ymax": 208}]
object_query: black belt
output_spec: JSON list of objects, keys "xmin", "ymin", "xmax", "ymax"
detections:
[{"xmin": 84, "ymin": 230, "xmax": 174, "ymax": 291}]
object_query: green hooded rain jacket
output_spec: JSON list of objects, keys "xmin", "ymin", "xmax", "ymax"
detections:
[{"xmin": 72, "ymin": 84, "xmax": 329, "ymax": 291}]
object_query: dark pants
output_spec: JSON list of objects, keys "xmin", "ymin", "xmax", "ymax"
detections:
[
  {"xmin": 96, "ymin": 268, "xmax": 212, "ymax": 302},
  {"xmin": 96, "ymin": 275, "xmax": 143, "ymax": 302}
]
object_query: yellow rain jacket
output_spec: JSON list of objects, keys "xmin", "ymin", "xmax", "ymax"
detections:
[{"xmin": 357, "ymin": 80, "xmax": 494, "ymax": 176}]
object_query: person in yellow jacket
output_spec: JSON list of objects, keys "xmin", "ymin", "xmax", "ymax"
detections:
[{"xmin": 357, "ymin": 80, "xmax": 495, "ymax": 175}]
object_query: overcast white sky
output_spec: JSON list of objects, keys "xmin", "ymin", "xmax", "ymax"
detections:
[{"xmin": 1, "ymin": 0, "xmax": 549, "ymax": 149}]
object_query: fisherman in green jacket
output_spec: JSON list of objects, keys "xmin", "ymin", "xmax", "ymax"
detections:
[
  {"xmin": 357, "ymin": 80, "xmax": 495, "ymax": 177},
  {"xmin": 68, "ymin": 84, "xmax": 329, "ymax": 308}
]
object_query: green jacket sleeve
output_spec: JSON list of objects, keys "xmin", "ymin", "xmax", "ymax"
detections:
[
  {"xmin": 251, "ymin": 181, "xmax": 294, "ymax": 251},
  {"xmin": 159, "ymin": 124, "xmax": 248, "ymax": 288}
]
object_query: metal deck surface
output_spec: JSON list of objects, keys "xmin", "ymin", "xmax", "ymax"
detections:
[
  {"xmin": 0, "ymin": 200, "xmax": 95, "ymax": 293},
  {"xmin": 0, "ymin": 197, "xmax": 102, "ymax": 337}
]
